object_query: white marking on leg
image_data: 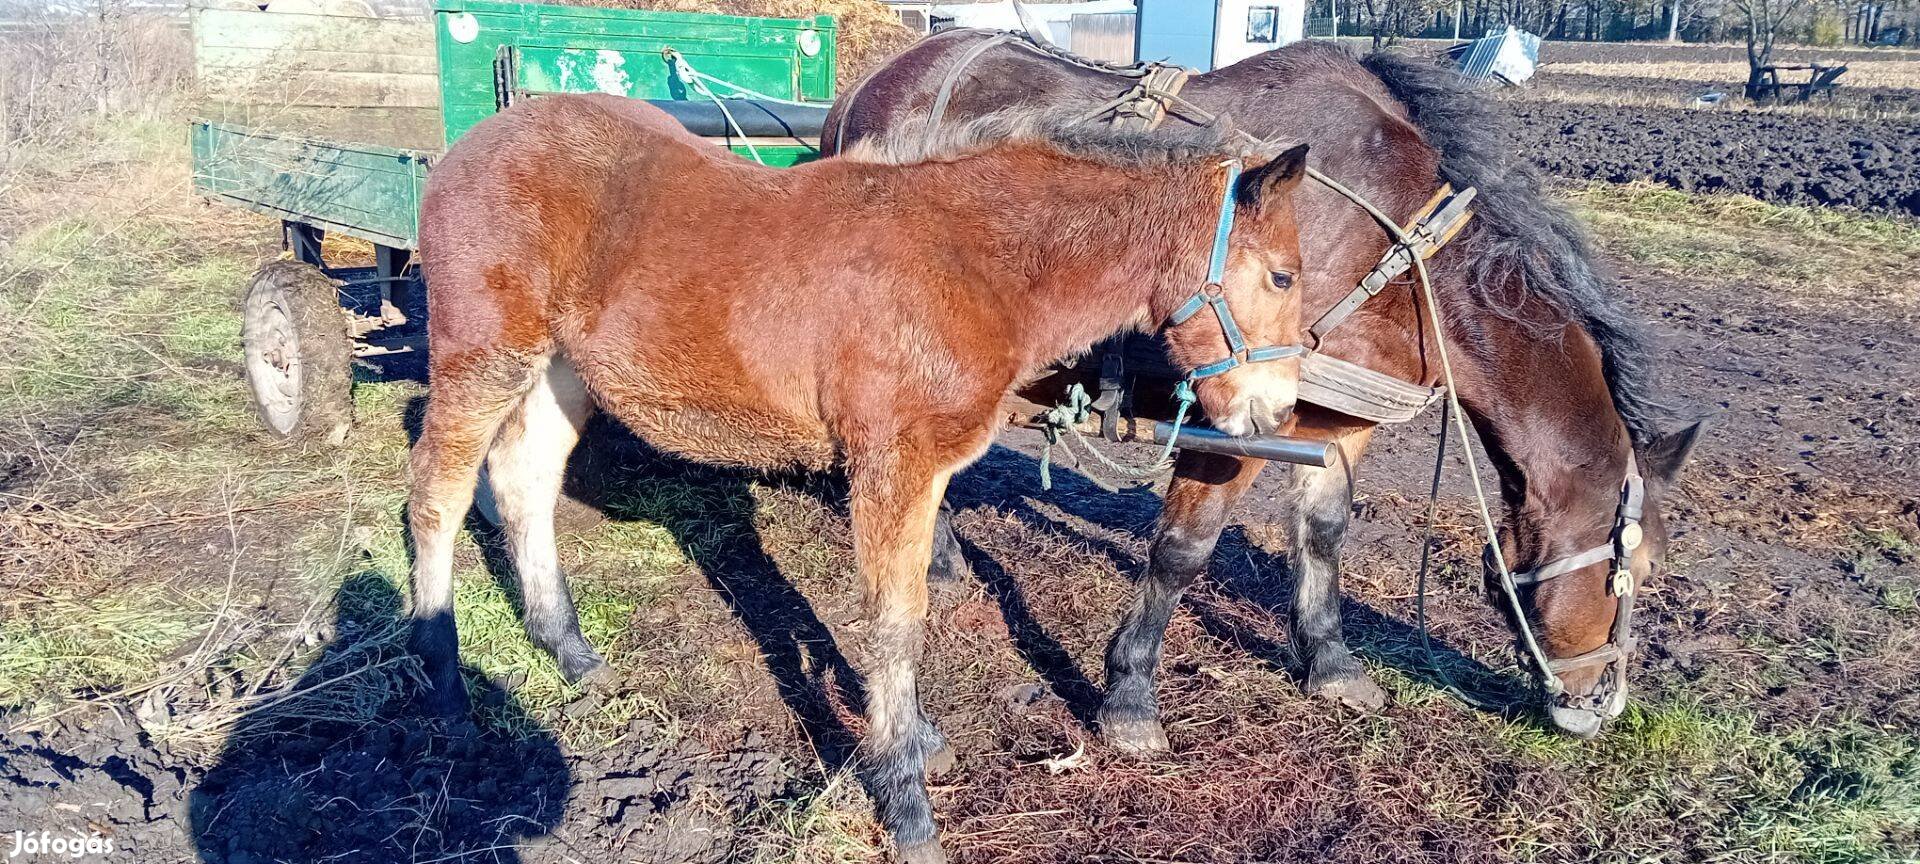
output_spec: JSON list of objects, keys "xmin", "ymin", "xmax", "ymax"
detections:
[{"xmin": 487, "ymin": 358, "xmax": 592, "ymax": 638}]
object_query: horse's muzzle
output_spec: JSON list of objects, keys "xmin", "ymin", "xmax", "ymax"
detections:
[
  {"xmin": 1546, "ymin": 668, "xmax": 1628, "ymax": 739},
  {"xmin": 1249, "ymin": 398, "xmax": 1295, "ymax": 436}
]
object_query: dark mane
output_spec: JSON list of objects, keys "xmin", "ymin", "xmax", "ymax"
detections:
[{"xmin": 1359, "ymin": 50, "xmax": 1681, "ymax": 445}]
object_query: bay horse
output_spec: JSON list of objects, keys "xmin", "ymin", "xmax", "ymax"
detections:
[
  {"xmin": 411, "ymin": 93, "xmax": 1316, "ymax": 863},
  {"xmin": 826, "ymin": 35, "xmax": 1704, "ymax": 749}
]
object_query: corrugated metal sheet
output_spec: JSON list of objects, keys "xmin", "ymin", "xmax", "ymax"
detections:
[{"xmin": 1069, "ymin": 11, "xmax": 1135, "ymax": 63}]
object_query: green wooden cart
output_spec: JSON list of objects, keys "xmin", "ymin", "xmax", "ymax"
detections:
[{"xmin": 191, "ymin": 0, "xmax": 836, "ymax": 443}]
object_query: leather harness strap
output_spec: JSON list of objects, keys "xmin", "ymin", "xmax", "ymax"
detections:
[
  {"xmin": 924, "ymin": 32, "xmax": 1018, "ymax": 147},
  {"xmin": 1494, "ymin": 453, "xmax": 1647, "ymax": 680},
  {"xmin": 1309, "ymin": 184, "xmax": 1478, "ymax": 345},
  {"xmin": 1079, "ymin": 63, "xmax": 1195, "ymax": 131},
  {"xmin": 1298, "ymin": 352, "xmax": 1441, "ymax": 425}
]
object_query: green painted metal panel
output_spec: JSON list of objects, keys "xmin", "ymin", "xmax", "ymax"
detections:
[
  {"xmin": 191, "ymin": 120, "xmax": 430, "ymax": 249},
  {"xmin": 434, "ymin": 0, "xmax": 836, "ymax": 148},
  {"xmin": 189, "ymin": 3, "xmax": 836, "ymax": 249}
]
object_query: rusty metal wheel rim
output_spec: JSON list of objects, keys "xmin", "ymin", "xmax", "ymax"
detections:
[{"xmin": 244, "ymin": 285, "xmax": 304, "ymax": 435}]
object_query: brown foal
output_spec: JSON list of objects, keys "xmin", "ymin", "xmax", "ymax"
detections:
[{"xmin": 410, "ymin": 94, "xmax": 1313, "ymax": 861}]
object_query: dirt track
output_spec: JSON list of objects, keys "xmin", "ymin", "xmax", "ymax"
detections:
[{"xmin": 1503, "ymin": 100, "xmax": 1920, "ymax": 215}]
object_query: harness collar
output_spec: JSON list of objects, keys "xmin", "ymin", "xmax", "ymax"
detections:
[{"xmin": 1166, "ymin": 159, "xmax": 1306, "ymax": 382}]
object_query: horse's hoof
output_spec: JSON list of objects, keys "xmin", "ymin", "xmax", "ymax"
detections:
[
  {"xmin": 557, "ymin": 648, "xmax": 612, "ymax": 686},
  {"xmin": 1308, "ymin": 672, "xmax": 1389, "ymax": 712},
  {"xmin": 896, "ymin": 839, "xmax": 947, "ymax": 864},
  {"xmin": 1099, "ymin": 712, "xmax": 1170, "ymax": 755},
  {"xmin": 924, "ymin": 741, "xmax": 957, "ymax": 777},
  {"xmin": 569, "ymin": 659, "xmax": 617, "ymax": 689}
]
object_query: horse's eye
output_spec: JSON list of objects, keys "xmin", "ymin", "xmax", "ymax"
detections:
[{"xmin": 1268, "ymin": 271, "xmax": 1295, "ymax": 291}]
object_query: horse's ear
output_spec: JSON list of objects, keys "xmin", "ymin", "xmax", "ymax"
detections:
[
  {"xmin": 1641, "ymin": 419, "xmax": 1707, "ymax": 489},
  {"xmin": 1236, "ymin": 143, "xmax": 1309, "ymax": 212}
]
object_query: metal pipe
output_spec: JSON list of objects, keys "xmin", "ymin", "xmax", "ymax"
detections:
[
  {"xmin": 1002, "ymin": 400, "xmax": 1337, "ymax": 468},
  {"xmin": 1146, "ymin": 421, "xmax": 1336, "ymax": 467}
]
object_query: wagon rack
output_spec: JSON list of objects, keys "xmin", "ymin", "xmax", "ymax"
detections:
[
  {"xmin": 191, "ymin": 1, "xmax": 1333, "ymax": 469},
  {"xmin": 1750, "ymin": 62, "xmax": 1848, "ymax": 103}
]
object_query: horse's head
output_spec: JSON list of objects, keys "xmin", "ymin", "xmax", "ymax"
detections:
[
  {"xmin": 1499, "ymin": 420, "xmax": 1705, "ymax": 738},
  {"xmin": 1159, "ymin": 143, "xmax": 1310, "ymax": 438}
]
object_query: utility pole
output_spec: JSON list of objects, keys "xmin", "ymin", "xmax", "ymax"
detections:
[
  {"xmin": 1454, "ymin": 0, "xmax": 1464, "ymax": 38},
  {"xmin": 1667, "ymin": 0, "xmax": 1681, "ymax": 40}
]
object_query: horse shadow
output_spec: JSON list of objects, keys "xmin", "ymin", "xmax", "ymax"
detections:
[
  {"xmin": 542, "ymin": 418, "xmax": 1525, "ymax": 744},
  {"xmin": 939, "ymin": 443, "xmax": 1533, "ymax": 723},
  {"xmin": 188, "ymin": 567, "xmax": 569, "ymax": 864},
  {"xmin": 397, "ymin": 395, "xmax": 872, "ymax": 773}
]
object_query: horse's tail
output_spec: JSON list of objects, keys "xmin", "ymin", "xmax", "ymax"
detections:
[{"xmin": 1358, "ymin": 50, "xmax": 1680, "ymax": 445}]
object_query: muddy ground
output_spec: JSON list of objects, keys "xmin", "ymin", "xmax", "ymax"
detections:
[
  {"xmin": 1377, "ymin": 36, "xmax": 1919, "ymax": 66},
  {"xmin": 3, "ymin": 118, "xmax": 1919, "ymax": 863},
  {"xmin": 1500, "ymin": 99, "xmax": 1920, "ymax": 215}
]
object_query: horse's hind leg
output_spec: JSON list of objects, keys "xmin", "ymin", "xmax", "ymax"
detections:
[
  {"xmin": 927, "ymin": 499, "xmax": 970, "ymax": 589},
  {"xmin": 408, "ymin": 350, "xmax": 542, "ymax": 716},
  {"xmin": 1098, "ymin": 451, "xmax": 1264, "ymax": 754},
  {"xmin": 847, "ymin": 447, "xmax": 955, "ymax": 864},
  {"xmin": 484, "ymin": 356, "xmax": 607, "ymax": 684},
  {"xmin": 1289, "ymin": 426, "xmax": 1383, "ymax": 710}
]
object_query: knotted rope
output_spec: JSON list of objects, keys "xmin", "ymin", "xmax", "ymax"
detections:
[{"xmin": 1037, "ymin": 382, "xmax": 1195, "ymax": 492}]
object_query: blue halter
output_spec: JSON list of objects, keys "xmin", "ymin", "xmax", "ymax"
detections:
[{"xmin": 1167, "ymin": 160, "xmax": 1307, "ymax": 381}]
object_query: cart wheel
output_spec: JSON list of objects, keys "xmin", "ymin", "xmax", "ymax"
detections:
[{"xmin": 243, "ymin": 261, "xmax": 353, "ymax": 446}]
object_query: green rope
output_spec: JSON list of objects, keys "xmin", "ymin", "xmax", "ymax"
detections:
[{"xmin": 1038, "ymin": 381, "xmax": 1196, "ymax": 492}]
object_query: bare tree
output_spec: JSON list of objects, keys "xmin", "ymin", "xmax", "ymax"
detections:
[{"xmin": 1739, "ymin": 0, "xmax": 1809, "ymax": 97}]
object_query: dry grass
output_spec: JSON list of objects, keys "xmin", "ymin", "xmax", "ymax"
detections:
[
  {"xmin": 585, "ymin": 0, "xmax": 916, "ymax": 84},
  {"xmin": 1565, "ymin": 181, "xmax": 1920, "ymax": 309},
  {"xmin": 0, "ymin": 7, "xmax": 190, "ymax": 147},
  {"xmin": 1544, "ymin": 59, "xmax": 1920, "ymax": 90}
]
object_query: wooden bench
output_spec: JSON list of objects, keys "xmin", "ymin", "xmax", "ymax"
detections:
[{"xmin": 1751, "ymin": 63, "xmax": 1848, "ymax": 103}]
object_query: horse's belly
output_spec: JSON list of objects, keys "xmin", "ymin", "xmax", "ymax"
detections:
[{"xmin": 600, "ymin": 397, "xmax": 836, "ymax": 472}]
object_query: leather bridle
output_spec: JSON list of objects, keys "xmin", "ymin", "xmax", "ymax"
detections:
[{"xmin": 1492, "ymin": 453, "xmax": 1647, "ymax": 697}]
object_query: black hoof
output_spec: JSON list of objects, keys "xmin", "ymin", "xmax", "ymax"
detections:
[
  {"xmin": 1307, "ymin": 670, "xmax": 1389, "ymax": 712},
  {"xmin": 557, "ymin": 649, "xmax": 612, "ymax": 686},
  {"xmin": 896, "ymin": 839, "xmax": 947, "ymax": 864},
  {"xmin": 1097, "ymin": 707, "xmax": 1170, "ymax": 755},
  {"xmin": 542, "ymin": 631, "xmax": 609, "ymax": 685}
]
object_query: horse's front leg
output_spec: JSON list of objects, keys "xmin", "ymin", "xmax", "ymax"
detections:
[
  {"xmin": 1099, "ymin": 450, "xmax": 1265, "ymax": 754},
  {"xmin": 848, "ymin": 449, "xmax": 957, "ymax": 864},
  {"xmin": 1288, "ymin": 424, "xmax": 1384, "ymax": 710},
  {"xmin": 927, "ymin": 498, "xmax": 971, "ymax": 588}
]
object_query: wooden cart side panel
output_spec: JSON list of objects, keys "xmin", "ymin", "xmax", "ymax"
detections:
[
  {"xmin": 194, "ymin": 8, "xmax": 439, "ymax": 110},
  {"xmin": 192, "ymin": 121, "xmax": 430, "ymax": 250},
  {"xmin": 433, "ymin": 0, "xmax": 836, "ymax": 147}
]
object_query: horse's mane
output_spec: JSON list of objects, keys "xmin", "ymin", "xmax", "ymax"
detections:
[
  {"xmin": 1357, "ymin": 49, "xmax": 1681, "ymax": 445},
  {"xmin": 843, "ymin": 100, "xmax": 1255, "ymax": 168}
]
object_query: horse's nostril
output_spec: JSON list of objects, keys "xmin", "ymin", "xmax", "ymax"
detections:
[{"xmin": 1248, "ymin": 398, "xmax": 1293, "ymax": 436}]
